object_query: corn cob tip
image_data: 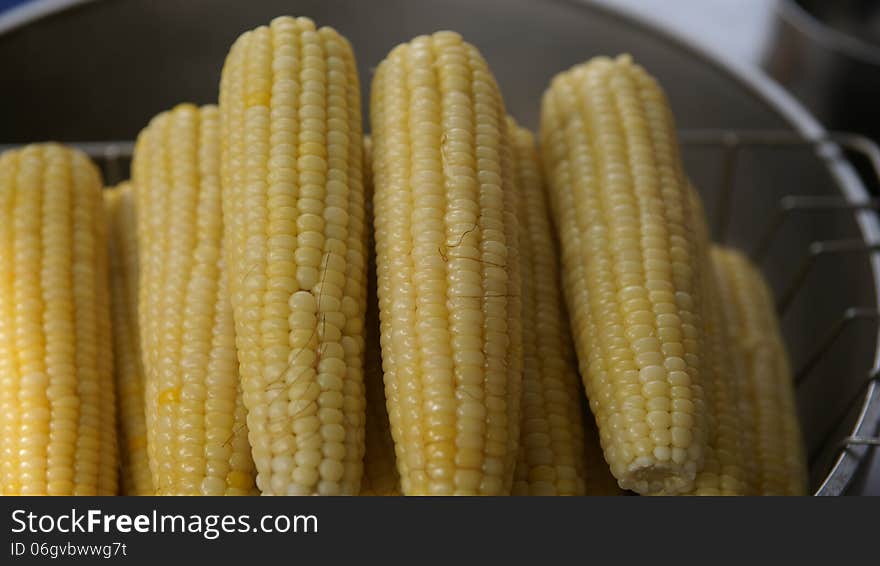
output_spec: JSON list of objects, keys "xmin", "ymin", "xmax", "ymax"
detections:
[
  {"xmin": 269, "ymin": 15, "xmax": 315, "ymax": 29},
  {"xmin": 0, "ymin": 142, "xmax": 97, "ymax": 174},
  {"xmin": 384, "ymin": 30, "xmax": 468, "ymax": 63},
  {"xmin": 615, "ymin": 53, "xmax": 634, "ymax": 66}
]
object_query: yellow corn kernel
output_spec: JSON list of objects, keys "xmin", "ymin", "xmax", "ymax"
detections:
[
  {"xmin": 0, "ymin": 143, "xmax": 117, "ymax": 495},
  {"xmin": 712, "ymin": 246, "xmax": 807, "ymax": 495},
  {"xmin": 105, "ymin": 182, "xmax": 153, "ymax": 495},
  {"xmin": 219, "ymin": 16, "xmax": 368, "ymax": 495},
  {"xmin": 507, "ymin": 118, "xmax": 586, "ymax": 496},
  {"xmin": 540, "ymin": 55, "xmax": 709, "ymax": 494},
  {"xmin": 371, "ymin": 31, "xmax": 522, "ymax": 495},
  {"xmin": 132, "ymin": 103, "xmax": 257, "ymax": 495}
]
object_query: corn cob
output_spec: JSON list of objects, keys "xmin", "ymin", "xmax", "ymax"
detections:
[
  {"xmin": 712, "ymin": 246, "xmax": 807, "ymax": 495},
  {"xmin": 219, "ymin": 16, "xmax": 368, "ymax": 495},
  {"xmin": 540, "ymin": 55, "xmax": 709, "ymax": 494},
  {"xmin": 104, "ymin": 182, "xmax": 153, "ymax": 495},
  {"xmin": 673, "ymin": 187, "xmax": 749, "ymax": 496},
  {"xmin": 510, "ymin": 143, "xmax": 624, "ymax": 497},
  {"xmin": 687, "ymin": 267, "xmax": 748, "ymax": 495},
  {"xmin": 360, "ymin": 136, "xmax": 400, "ymax": 496},
  {"xmin": 371, "ymin": 31, "xmax": 522, "ymax": 495},
  {"xmin": 0, "ymin": 143, "xmax": 117, "ymax": 495},
  {"xmin": 132, "ymin": 103, "xmax": 257, "ymax": 495},
  {"xmin": 507, "ymin": 117, "xmax": 586, "ymax": 496}
]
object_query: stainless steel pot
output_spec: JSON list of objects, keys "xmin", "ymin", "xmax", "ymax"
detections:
[
  {"xmin": 2, "ymin": 0, "xmax": 878, "ymax": 494},
  {"xmin": 764, "ymin": 0, "xmax": 880, "ymax": 141}
]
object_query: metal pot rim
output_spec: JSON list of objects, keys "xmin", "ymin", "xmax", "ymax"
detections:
[{"xmin": 777, "ymin": 0, "xmax": 880, "ymax": 66}]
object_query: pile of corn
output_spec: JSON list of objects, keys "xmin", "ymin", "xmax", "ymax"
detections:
[{"xmin": 0, "ymin": 16, "xmax": 807, "ymax": 496}]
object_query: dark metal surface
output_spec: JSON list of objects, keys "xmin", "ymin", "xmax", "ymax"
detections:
[
  {"xmin": 2, "ymin": 0, "xmax": 878, "ymax": 494},
  {"xmin": 0, "ymin": 0, "xmax": 796, "ymax": 141},
  {"xmin": 764, "ymin": 0, "xmax": 880, "ymax": 141},
  {"xmin": 794, "ymin": 0, "xmax": 880, "ymax": 54}
]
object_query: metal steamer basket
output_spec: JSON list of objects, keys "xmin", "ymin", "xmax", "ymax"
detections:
[{"xmin": 1, "ymin": 0, "xmax": 878, "ymax": 495}]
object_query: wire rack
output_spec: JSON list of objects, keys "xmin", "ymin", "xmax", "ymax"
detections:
[
  {"xmin": 2, "ymin": 129, "xmax": 879, "ymax": 494},
  {"xmin": 683, "ymin": 129, "xmax": 880, "ymax": 493}
]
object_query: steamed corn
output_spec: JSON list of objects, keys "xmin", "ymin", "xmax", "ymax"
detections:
[
  {"xmin": 0, "ymin": 21, "xmax": 821, "ymax": 500},
  {"xmin": 105, "ymin": 182, "xmax": 153, "ymax": 495},
  {"xmin": 687, "ymin": 266, "xmax": 748, "ymax": 495},
  {"xmin": 370, "ymin": 32, "xmax": 522, "ymax": 495},
  {"xmin": 0, "ymin": 143, "xmax": 117, "ymax": 495},
  {"xmin": 540, "ymin": 55, "xmax": 710, "ymax": 494},
  {"xmin": 507, "ymin": 117, "xmax": 587, "ymax": 496},
  {"xmin": 219, "ymin": 16, "xmax": 368, "ymax": 495},
  {"xmin": 132, "ymin": 103, "xmax": 257, "ymax": 495},
  {"xmin": 675, "ymin": 189, "xmax": 748, "ymax": 496}
]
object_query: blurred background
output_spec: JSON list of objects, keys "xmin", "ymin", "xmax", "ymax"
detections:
[
  {"xmin": 616, "ymin": 0, "xmax": 880, "ymax": 143},
  {"xmin": 4, "ymin": 0, "xmax": 877, "ymax": 140},
  {"xmin": 3, "ymin": 0, "xmax": 878, "ymax": 139},
  {"xmin": 613, "ymin": 0, "xmax": 774, "ymax": 64}
]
